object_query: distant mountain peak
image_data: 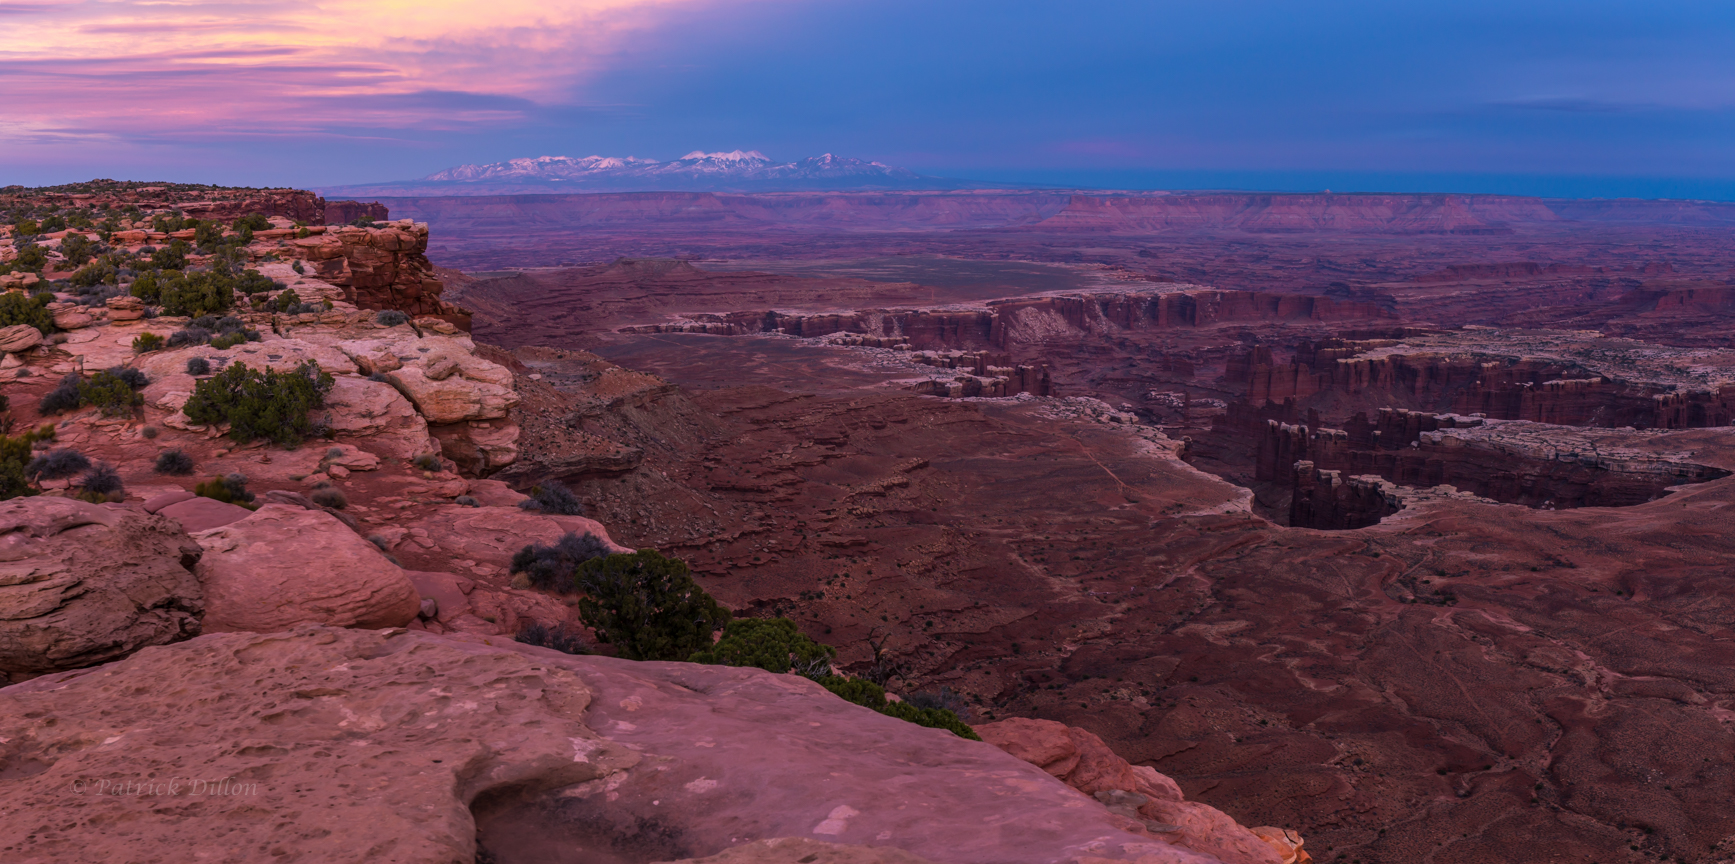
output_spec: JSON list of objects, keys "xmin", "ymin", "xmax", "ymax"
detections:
[
  {"xmin": 676, "ymin": 150, "xmax": 771, "ymax": 163},
  {"xmin": 385, "ymin": 150, "xmax": 956, "ymax": 193}
]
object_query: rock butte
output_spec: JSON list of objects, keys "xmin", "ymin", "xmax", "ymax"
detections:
[{"xmin": 3, "ymin": 183, "xmax": 1735, "ymax": 863}]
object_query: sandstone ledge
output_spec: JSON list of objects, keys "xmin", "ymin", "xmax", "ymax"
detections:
[{"xmin": 2, "ymin": 626, "xmax": 1239, "ymax": 864}]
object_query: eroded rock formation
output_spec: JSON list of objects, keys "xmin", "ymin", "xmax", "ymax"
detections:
[{"xmin": 0, "ymin": 498, "xmax": 203, "ymax": 682}]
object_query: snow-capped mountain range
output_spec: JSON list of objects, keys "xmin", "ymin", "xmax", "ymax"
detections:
[{"xmin": 321, "ymin": 151, "xmax": 973, "ymax": 195}]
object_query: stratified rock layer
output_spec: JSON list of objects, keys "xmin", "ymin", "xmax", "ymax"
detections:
[{"xmin": 0, "ymin": 498, "xmax": 203, "ymax": 680}]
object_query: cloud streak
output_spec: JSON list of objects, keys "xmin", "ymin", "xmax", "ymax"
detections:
[{"xmin": 0, "ymin": 0, "xmax": 709, "ymax": 145}]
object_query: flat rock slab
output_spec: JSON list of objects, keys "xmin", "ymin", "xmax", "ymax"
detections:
[
  {"xmin": 156, "ymin": 497, "xmax": 252, "ymax": 533},
  {"xmin": 0, "ymin": 627, "xmax": 1224, "ymax": 864},
  {"xmin": 140, "ymin": 489, "xmax": 196, "ymax": 514}
]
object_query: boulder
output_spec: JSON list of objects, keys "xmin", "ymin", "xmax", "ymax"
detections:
[
  {"xmin": 0, "ymin": 497, "xmax": 202, "ymax": 679},
  {"xmin": 407, "ymin": 505, "xmax": 631, "ymax": 575},
  {"xmin": 350, "ymin": 347, "xmax": 402, "ymax": 375},
  {"xmin": 105, "ymin": 295, "xmax": 146, "ymax": 321},
  {"xmin": 157, "ymin": 496, "xmax": 254, "ymax": 533},
  {"xmin": 319, "ymin": 375, "xmax": 434, "ymax": 458},
  {"xmin": 0, "ymin": 626, "xmax": 1220, "ymax": 863},
  {"xmin": 0, "ymin": 324, "xmax": 43, "ymax": 354},
  {"xmin": 424, "ymin": 356, "xmax": 460, "ymax": 380},
  {"xmin": 429, "ymin": 420, "xmax": 520, "ymax": 474},
  {"xmin": 977, "ymin": 718, "xmax": 1306, "ymax": 864},
  {"xmin": 50, "ymin": 308, "xmax": 94, "ymax": 330},
  {"xmin": 140, "ymin": 489, "xmax": 196, "ymax": 513},
  {"xmin": 405, "ymin": 570, "xmax": 472, "ymax": 622},
  {"xmin": 191, "ymin": 505, "xmax": 419, "ymax": 632},
  {"xmin": 386, "ymin": 363, "xmax": 518, "ymax": 424}
]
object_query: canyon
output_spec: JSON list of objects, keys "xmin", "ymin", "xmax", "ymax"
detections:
[
  {"xmin": 4, "ymin": 184, "xmax": 1735, "ymax": 864},
  {"xmin": 433, "ymin": 190, "xmax": 1735, "ymax": 864}
]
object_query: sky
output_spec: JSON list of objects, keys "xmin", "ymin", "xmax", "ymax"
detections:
[{"xmin": 2, "ymin": 0, "xmax": 1734, "ymax": 197}]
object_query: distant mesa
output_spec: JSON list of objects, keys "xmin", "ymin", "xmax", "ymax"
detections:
[{"xmin": 320, "ymin": 150, "xmax": 978, "ymax": 196}]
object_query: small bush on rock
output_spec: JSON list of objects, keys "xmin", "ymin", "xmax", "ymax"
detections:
[
  {"xmin": 26, "ymin": 448, "xmax": 89, "ymax": 481},
  {"xmin": 309, "ymin": 487, "xmax": 348, "ymax": 509},
  {"xmin": 154, "ymin": 448, "xmax": 195, "ymax": 475},
  {"xmin": 79, "ymin": 369, "xmax": 144, "ymax": 417},
  {"xmin": 186, "ymin": 356, "xmax": 211, "ymax": 375},
  {"xmin": 454, "ymin": 495, "xmax": 479, "ymax": 507},
  {"xmin": 182, "ymin": 360, "xmax": 334, "ymax": 445},
  {"xmin": 517, "ymin": 479, "xmax": 584, "ymax": 516},
  {"xmin": 132, "ymin": 332, "xmax": 165, "ymax": 354},
  {"xmin": 77, "ymin": 462, "xmax": 124, "ymax": 502},
  {"xmin": 905, "ymin": 687, "xmax": 968, "ymax": 715},
  {"xmin": 0, "ymin": 425, "xmax": 55, "ymax": 500},
  {"xmin": 37, "ymin": 373, "xmax": 83, "ymax": 414},
  {"xmin": 148, "ymin": 240, "xmax": 188, "ymax": 272},
  {"xmin": 689, "ymin": 617, "xmax": 836, "ymax": 674},
  {"xmin": 510, "ymin": 531, "xmax": 608, "ymax": 593},
  {"xmin": 267, "ymin": 288, "xmax": 302, "ymax": 313},
  {"xmin": 575, "ymin": 550, "xmax": 729, "ymax": 662},
  {"xmin": 105, "ymin": 366, "xmax": 149, "ymax": 390},
  {"xmin": 14, "ymin": 245, "xmax": 47, "ymax": 271},
  {"xmin": 516, "ymin": 622, "xmax": 590, "ymax": 655},
  {"xmin": 194, "ymin": 473, "xmax": 255, "ymax": 507},
  {"xmin": 168, "ymin": 327, "xmax": 211, "ymax": 347},
  {"xmin": 236, "ymin": 269, "xmax": 275, "ymax": 297},
  {"xmin": 70, "ymin": 260, "xmax": 115, "ymax": 288},
  {"xmin": 158, "ymin": 270, "xmax": 235, "ymax": 318},
  {"xmin": 0, "ymin": 291, "xmax": 54, "ymax": 335},
  {"xmin": 814, "ymin": 676, "xmax": 980, "ymax": 740},
  {"xmin": 141, "ymin": 425, "xmax": 159, "ymax": 439},
  {"xmin": 375, "ymin": 310, "xmax": 408, "ymax": 327}
]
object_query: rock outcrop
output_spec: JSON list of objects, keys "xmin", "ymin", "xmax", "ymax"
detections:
[
  {"xmin": 1, "ymin": 626, "xmax": 1249, "ymax": 863},
  {"xmin": 190, "ymin": 505, "xmax": 419, "ymax": 632},
  {"xmin": 324, "ymin": 199, "xmax": 389, "ymax": 225},
  {"xmin": 0, "ymin": 325, "xmax": 43, "ymax": 354},
  {"xmin": 383, "ymin": 354, "xmax": 518, "ymax": 424},
  {"xmin": 0, "ymin": 498, "xmax": 203, "ymax": 681},
  {"xmin": 978, "ymin": 719, "xmax": 1307, "ymax": 864},
  {"xmin": 288, "ymin": 220, "xmax": 466, "ymax": 319},
  {"xmin": 0, "ymin": 181, "xmax": 326, "ymax": 223}
]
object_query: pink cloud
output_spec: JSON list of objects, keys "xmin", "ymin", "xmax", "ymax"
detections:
[{"xmin": 0, "ymin": 0, "xmax": 729, "ymax": 146}]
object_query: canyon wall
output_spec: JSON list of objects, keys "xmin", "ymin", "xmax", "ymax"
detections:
[
  {"xmin": 627, "ymin": 290, "xmax": 1391, "ymax": 351},
  {"xmin": 1251, "ymin": 412, "xmax": 1729, "ymax": 512},
  {"xmin": 376, "ymin": 191, "xmax": 1735, "ymax": 239},
  {"xmin": 1226, "ymin": 342, "xmax": 1735, "ymax": 429},
  {"xmin": 325, "ymin": 199, "xmax": 391, "ymax": 224},
  {"xmin": 289, "ymin": 222, "xmax": 468, "ymax": 321},
  {"xmin": 0, "ymin": 184, "xmax": 328, "ymax": 224},
  {"xmin": 1034, "ymin": 193, "xmax": 1558, "ymax": 235},
  {"xmin": 380, "ymin": 191, "xmax": 1076, "ymax": 234}
]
